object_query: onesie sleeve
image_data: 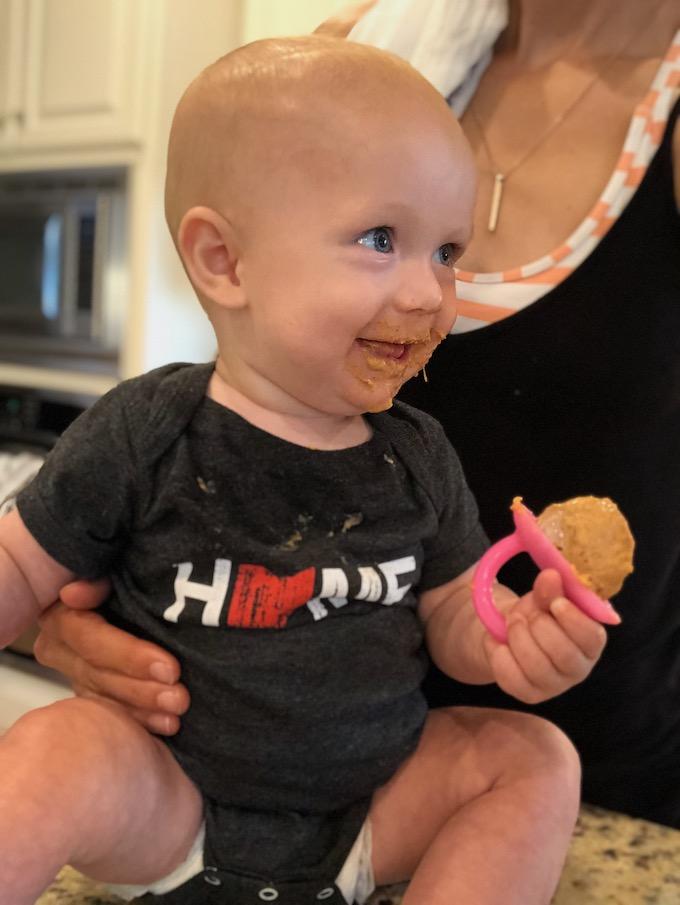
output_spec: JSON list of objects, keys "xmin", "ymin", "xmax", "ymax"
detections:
[
  {"xmin": 418, "ymin": 429, "xmax": 489, "ymax": 591},
  {"xmin": 386, "ymin": 403, "xmax": 488, "ymax": 591},
  {"xmin": 16, "ymin": 382, "xmax": 139, "ymax": 578}
]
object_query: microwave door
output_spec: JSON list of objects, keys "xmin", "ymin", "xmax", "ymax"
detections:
[
  {"xmin": 59, "ymin": 203, "xmax": 79, "ymax": 337},
  {"xmin": 0, "ymin": 205, "xmax": 65, "ymax": 335},
  {"xmin": 64, "ymin": 196, "xmax": 113, "ymax": 344},
  {"xmin": 82, "ymin": 195, "xmax": 109, "ymax": 343},
  {"xmin": 61, "ymin": 199, "xmax": 100, "ymax": 339}
]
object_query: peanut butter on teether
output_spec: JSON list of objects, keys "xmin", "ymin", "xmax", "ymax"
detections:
[{"xmin": 536, "ymin": 496, "xmax": 635, "ymax": 599}]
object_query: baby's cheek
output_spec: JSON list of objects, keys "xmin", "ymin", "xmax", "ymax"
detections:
[
  {"xmin": 409, "ymin": 330, "xmax": 447, "ymax": 375},
  {"xmin": 442, "ymin": 306, "xmax": 457, "ymax": 335}
]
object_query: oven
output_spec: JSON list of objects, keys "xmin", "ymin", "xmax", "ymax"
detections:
[{"xmin": 0, "ymin": 384, "xmax": 96, "ymax": 727}]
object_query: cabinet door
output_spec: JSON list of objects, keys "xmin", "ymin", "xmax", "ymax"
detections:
[
  {"xmin": 0, "ymin": 0, "xmax": 27, "ymax": 142},
  {"xmin": 10, "ymin": 0, "xmax": 153, "ymax": 149}
]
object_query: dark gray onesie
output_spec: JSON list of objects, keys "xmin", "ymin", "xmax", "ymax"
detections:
[{"xmin": 17, "ymin": 363, "xmax": 488, "ymax": 903}]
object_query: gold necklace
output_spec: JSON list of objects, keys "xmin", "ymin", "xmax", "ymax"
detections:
[{"xmin": 467, "ymin": 19, "xmax": 660, "ymax": 232}]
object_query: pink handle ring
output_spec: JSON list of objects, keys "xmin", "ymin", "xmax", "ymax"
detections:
[{"xmin": 472, "ymin": 499, "xmax": 620, "ymax": 643}]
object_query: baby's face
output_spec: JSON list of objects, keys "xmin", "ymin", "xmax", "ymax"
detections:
[{"xmin": 212, "ymin": 64, "xmax": 476, "ymax": 416}]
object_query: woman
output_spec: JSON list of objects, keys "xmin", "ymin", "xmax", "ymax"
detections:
[{"xmin": 35, "ymin": 0, "xmax": 680, "ymax": 826}]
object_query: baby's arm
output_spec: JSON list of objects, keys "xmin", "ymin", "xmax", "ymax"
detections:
[
  {"xmin": 419, "ymin": 566, "xmax": 608, "ymax": 704},
  {"xmin": 0, "ymin": 509, "xmax": 75, "ymax": 647}
]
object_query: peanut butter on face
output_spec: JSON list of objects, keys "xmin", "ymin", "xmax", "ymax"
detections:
[{"xmin": 536, "ymin": 496, "xmax": 635, "ymax": 599}]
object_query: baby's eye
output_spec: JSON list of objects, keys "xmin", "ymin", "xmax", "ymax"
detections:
[
  {"xmin": 435, "ymin": 243, "xmax": 459, "ymax": 268},
  {"xmin": 357, "ymin": 227, "xmax": 393, "ymax": 254}
]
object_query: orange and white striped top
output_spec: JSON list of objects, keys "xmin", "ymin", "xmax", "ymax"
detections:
[{"xmin": 453, "ymin": 29, "xmax": 680, "ymax": 335}]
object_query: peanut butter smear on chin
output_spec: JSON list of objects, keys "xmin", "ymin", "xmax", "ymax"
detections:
[
  {"xmin": 348, "ymin": 328, "xmax": 446, "ymax": 412},
  {"xmin": 537, "ymin": 496, "xmax": 635, "ymax": 599}
]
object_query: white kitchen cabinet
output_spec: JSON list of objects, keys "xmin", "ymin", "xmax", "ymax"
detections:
[
  {"xmin": 0, "ymin": 0, "xmax": 153, "ymax": 153},
  {"xmin": 0, "ymin": 0, "xmax": 351, "ymax": 396},
  {"xmin": 0, "ymin": 1, "xmax": 25, "ymax": 143},
  {"xmin": 0, "ymin": 0, "xmax": 242, "ymax": 396}
]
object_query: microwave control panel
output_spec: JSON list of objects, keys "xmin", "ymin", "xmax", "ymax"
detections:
[{"xmin": 0, "ymin": 387, "xmax": 91, "ymax": 448}]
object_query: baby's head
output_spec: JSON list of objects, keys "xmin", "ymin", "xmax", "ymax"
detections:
[{"xmin": 166, "ymin": 35, "xmax": 476, "ymax": 415}]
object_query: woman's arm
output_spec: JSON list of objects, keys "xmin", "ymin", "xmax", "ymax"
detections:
[
  {"xmin": 35, "ymin": 581, "xmax": 190, "ymax": 735},
  {"xmin": 673, "ymin": 115, "xmax": 679, "ymax": 208},
  {"xmin": 313, "ymin": 0, "xmax": 376, "ymax": 37}
]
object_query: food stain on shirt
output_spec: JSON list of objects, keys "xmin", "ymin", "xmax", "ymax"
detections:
[
  {"xmin": 341, "ymin": 513, "xmax": 363, "ymax": 533},
  {"xmin": 196, "ymin": 476, "xmax": 216, "ymax": 494},
  {"xmin": 278, "ymin": 513, "xmax": 314, "ymax": 551}
]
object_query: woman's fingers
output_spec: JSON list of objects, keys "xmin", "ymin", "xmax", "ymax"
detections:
[
  {"xmin": 65, "ymin": 666, "xmax": 190, "ymax": 715},
  {"xmin": 70, "ymin": 683, "xmax": 183, "ymax": 736},
  {"xmin": 35, "ymin": 607, "xmax": 190, "ymax": 728},
  {"xmin": 34, "ymin": 590, "xmax": 191, "ymax": 733},
  {"xmin": 58, "ymin": 577, "xmax": 112, "ymax": 610},
  {"xmin": 36, "ymin": 605, "xmax": 181, "ymax": 683}
]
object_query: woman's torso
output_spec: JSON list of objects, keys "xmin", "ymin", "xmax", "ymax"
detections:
[
  {"xmin": 458, "ymin": 9, "xmax": 679, "ymax": 271},
  {"xmin": 401, "ymin": 18, "xmax": 680, "ymax": 824}
]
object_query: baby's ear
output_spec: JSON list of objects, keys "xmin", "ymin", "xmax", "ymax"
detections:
[{"xmin": 177, "ymin": 207, "xmax": 246, "ymax": 309}]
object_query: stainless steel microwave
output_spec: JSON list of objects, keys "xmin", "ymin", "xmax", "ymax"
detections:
[{"xmin": 0, "ymin": 170, "xmax": 126, "ymax": 373}]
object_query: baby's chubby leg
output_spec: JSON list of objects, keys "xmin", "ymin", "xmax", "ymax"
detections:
[
  {"xmin": 370, "ymin": 707, "xmax": 580, "ymax": 905},
  {"xmin": 0, "ymin": 697, "xmax": 202, "ymax": 905}
]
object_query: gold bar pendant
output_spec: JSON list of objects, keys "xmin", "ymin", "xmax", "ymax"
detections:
[{"xmin": 488, "ymin": 172, "xmax": 505, "ymax": 232}]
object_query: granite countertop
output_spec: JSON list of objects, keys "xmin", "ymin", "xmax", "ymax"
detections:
[{"xmin": 38, "ymin": 804, "xmax": 680, "ymax": 904}]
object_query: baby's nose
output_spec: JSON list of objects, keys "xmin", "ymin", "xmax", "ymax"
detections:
[{"xmin": 394, "ymin": 262, "xmax": 443, "ymax": 313}]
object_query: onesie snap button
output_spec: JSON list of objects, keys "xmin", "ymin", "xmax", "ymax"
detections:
[
  {"xmin": 203, "ymin": 866, "xmax": 222, "ymax": 886},
  {"xmin": 316, "ymin": 888, "xmax": 335, "ymax": 899},
  {"xmin": 258, "ymin": 887, "xmax": 279, "ymax": 901}
]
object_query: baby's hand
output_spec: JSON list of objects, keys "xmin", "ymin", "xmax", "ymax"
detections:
[{"xmin": 482, "ymin": 569, "xmax": 609, "ymax": 704}]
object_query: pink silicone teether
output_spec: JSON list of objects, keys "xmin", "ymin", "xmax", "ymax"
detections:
[{"xmin": 472, "ymin": 498, "xmax": 620, "ymax": 642}]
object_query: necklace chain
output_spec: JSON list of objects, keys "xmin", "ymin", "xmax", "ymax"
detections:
[{"xmin": 467, "ymin": 11, "xmax": 664, "ymax": 232}]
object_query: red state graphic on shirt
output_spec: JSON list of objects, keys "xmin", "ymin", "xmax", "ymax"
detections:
[{"xmin": 227, "ymin": 563, "xmax": 316, "ymax": 628}]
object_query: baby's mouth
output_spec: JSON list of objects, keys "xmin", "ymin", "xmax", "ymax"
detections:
[{"xmin": 356, "ymin": 338, "xmax": 411, "ymax": 360}]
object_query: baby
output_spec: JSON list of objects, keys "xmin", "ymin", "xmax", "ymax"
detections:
[{"xmin": 0, "ymin": 36, "xmax": 609, "ymax": 905}]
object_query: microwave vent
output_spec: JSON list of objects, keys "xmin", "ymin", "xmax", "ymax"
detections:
[{"xmin": 0, "ymin": 170, "xmax": 125, "ymax": 199}]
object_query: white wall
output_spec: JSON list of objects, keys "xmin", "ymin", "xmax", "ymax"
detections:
[
  {"xmin": 130, "ymin": 0, "xmax": 242, "ymax": 374},
  {"xmin": 137, "ymin": 0, "xmax": 356, "ymax": 374},
  {"xmin": 241, "ymin": 0, "xmax": 352, "ymax": 42}
]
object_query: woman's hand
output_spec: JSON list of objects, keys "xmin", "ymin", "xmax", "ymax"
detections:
[
  {"xmin": 35, "ymin": 579, "xmax": 190, "ymax": 735},
  {"xmin": 313, "ymin": 0, "xmax": 376, "ymax": 38}
]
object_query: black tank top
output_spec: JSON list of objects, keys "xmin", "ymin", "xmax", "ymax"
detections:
[{"xmin": 399, "ymin": 97, "xmax": 680, "ymax": 825}]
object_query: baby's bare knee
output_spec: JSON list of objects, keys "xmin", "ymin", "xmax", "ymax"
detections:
[
  {"xmin": 6, "ymin": 697, "xmax": 148, "ymax": 766},
  {"xmin": 520, "ymin": 714, "xmax": 579, "ymax": 774},
  {"xmin": 9, "ymin": 697, "xmax": 98, "ymax": 743},
  {"xmin": 424, "ymin": 708, "xmax": 580, "ymax": 814},
  {"xmin": 439, "ymin": 707, "xmax": 580, "ymax": 781},
  {"xmin": 446, "ymin": 708, "xmax": 580, "ymax": 806},
  {"xmin": 493, "ymin": 710, "xmax": 578, "ymax": 766},
  {"xmin": 497, "ymin": 712, "xmax": 581, "ymax": 811}
]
